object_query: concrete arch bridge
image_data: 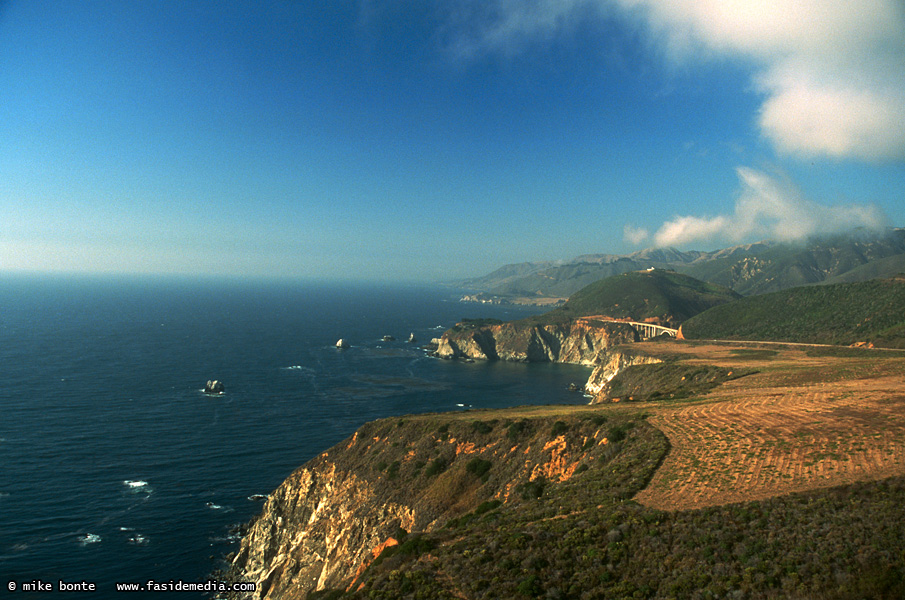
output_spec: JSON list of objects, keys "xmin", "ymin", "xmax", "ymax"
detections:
[{"xmin": 576, "ymin": 316, "xmax": 678, "ymax": 340}]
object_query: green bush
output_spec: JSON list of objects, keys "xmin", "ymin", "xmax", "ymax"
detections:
[
  {"xmin": 608, "ymin": 424, "xmax": 630, "ymax": 443},
  {"xmin": 466, "ymin": 457, "xmax": 492, "ymax": 478},
  {"xmin": 471, "ymin": 420, "xmax": 494, "ymax": 434},
  {"xmin": 517, "ymin": 477, "xmax": 546, "ymax": 500},
  {"xmin": 551, "ymin": 421, "xmax": 569, "ymax": 437},
  {"xmin": 517, "ymin": 574, "xmax": 542, "ymax": 597},
  {"xmin": 425, "ymin": 458, "xmax": 447, "ymax": 477},
  {"xmin": 508, "ymin": 420, "xmax": 531, "ymax": 441},
  {"xmin": 398, "ymin": 535, "xmax": 435, "ymax": 557},
  {"xmin": 475, "ymin": 499, "xmax": 502, "ymax": 515}
]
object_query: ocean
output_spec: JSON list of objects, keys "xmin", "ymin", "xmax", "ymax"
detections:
[{"xmin": 0, "ymin": 275, "xmax": 591, "ymax": 597}]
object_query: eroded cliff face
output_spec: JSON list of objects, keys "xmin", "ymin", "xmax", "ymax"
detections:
[
  {"xmin": 585, "ymin": 350, "xmax": 664, "ymax": 399},
  {"xmin": 227, "ymin": 412, "xmax": 634, "ymax": 599},
  {"xmin": 436, "ymin": 320, "xmax": 639, "ymax": 365},
  {"xmin": 230, "ymin": 457, "xmax": 417, "ymax": 598}
]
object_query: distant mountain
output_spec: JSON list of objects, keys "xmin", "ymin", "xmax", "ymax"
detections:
[
  {"xmin": 455, "ymin": 229, "xmax": 905, "ymax": 299},
  {"xmin": 454, "ymin": 259, "xmax": 563, "ymax": 292},
  {"xmin": 456, "ymin": 248, "xmax": 711, "ymax": 298},
  {"xmin": 682, "ymin": 230, "xmax": 905, "ymax": 295},
  {"xmin": 682, "ymin": 275, "xmax": 905, "ymax": 348},
  {"xmin": 534, "ymin": 269, "xmax": 741, "ymax": 329}
]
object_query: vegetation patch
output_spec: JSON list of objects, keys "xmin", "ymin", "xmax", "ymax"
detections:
[
  {"xmin": 602, "ymin": 363, "xmax": 755, "ymax": 402},
  {"xmin": 728, "ymin": 348, "xmax": 778, "ymax": 360},
  {"xmin": 682, "ymin": 277, "xmax": 905, "ymax": 348},
  {"xmin": 516, "ymin": 477, "xmax": 546, "ymax": 500},
  {"xmin": 507, "ymin": 419, "xmax": 532, "ymax": 441},
  {"xmin": 451, "ymin": 318, "xmax": 504, "ymax": 332},
  {"xmin": 535, "ymin": 270, "xmax": 740, "ymax": 328},
  {"xmin": 550, "ymin": 420, "xmax": 569, "ymax": 436},
  {"xmin": 465, "ymin": 457, "xmax": 492, "ymax": 479},
  {"xmin": 471, "ymin": 420, "xmax": 494, "ymax": 434},
  {"xmin": 424, "ymin": 458, "xmax": 448, "ymax": 477}
]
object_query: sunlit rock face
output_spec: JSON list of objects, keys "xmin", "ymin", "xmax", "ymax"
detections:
[
  {"xmin": 227, "ymin": 412, "xmax": 628, "ymax": 599},
  {"xmin": 436, "ymin": 320, "xmax": 638, "ymax": 365}
]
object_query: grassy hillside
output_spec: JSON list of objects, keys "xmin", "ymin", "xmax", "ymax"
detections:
[
  {"xmin": 682, "ymin": 276, "xmax": 905, "ymax": 347},
  {"xmin": 820, "ymin": 254, "xmax": 905, "ymax": 284},
  {"xmin": 306, "ymin": 346, "xmax": 905, "ymax": 600},
  {"xmin": 345, "ymin": 474, "xmax": 905, "ymax": 600},
  {"xmin": 534, "ymin": 269, "xmax": 740, "ymax": 328}
]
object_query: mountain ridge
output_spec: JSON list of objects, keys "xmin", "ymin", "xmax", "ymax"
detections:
[{"xmin": 454, "ymin": 229, "xmax": 905, "ymax": 300}]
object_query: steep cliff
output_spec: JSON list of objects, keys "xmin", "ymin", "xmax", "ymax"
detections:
[
  {"xmin": 435, "ymin": 320, "xmax": 639, "ymax": 365},
  {"xmin": 584, "ymin": 349, "xmax": 664, "ymax": 397},
  {"xmin": 226, "ymin": 409, "xmax": 665, "ymax": 599}
]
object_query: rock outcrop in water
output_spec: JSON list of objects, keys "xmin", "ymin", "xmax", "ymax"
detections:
[
  {"xmin": 204, "ymin": 380, "xmax": 225, "ymax": 394},
  {"xmin": 434, "ymin": 319, "xmax": 656, "ymax": 399}
]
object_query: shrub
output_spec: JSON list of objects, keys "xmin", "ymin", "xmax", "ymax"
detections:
[
  {"xmin": 517, "ymin": 574, "xmax": 542, "ymax": 597},
  {"xmin": 518, "ymin": 477, "xmax": 546, "ymax": 500},
  {"xmin": 472, "ymin": 420, "xmax": 493, "ymax": 434},
  {"xmin": 608, "ymin": 423, "xmax": 634, "ymax": 443},
  {"xmin": 425, "ymin": 458, "xmax": 447, "ymax": 477},
  {"xmin": 386, "ymin": 460, "xmax": 400, "ymax": 479},
  {"xmin": 551, "ymin": 421, "xmax": 569, "ymax": 437},
  {"xmin": 398, "ymin": 535, "xmax": 435, "ymax": 557},
  {"xmin": 466, "ymin": 457, "xmax": 492, "ymax": 478},
  {"xmin": 475, "ymin": 499, "xmax": 502, "ymax": 515},
  {"xmin": 508, "ymin": 420, "xmax": 531, "ymax": 441}
]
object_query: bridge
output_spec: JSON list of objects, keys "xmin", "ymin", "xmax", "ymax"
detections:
[{"xmin": 576, "ymin": 316, "xmax": 679, "ymax": 339}]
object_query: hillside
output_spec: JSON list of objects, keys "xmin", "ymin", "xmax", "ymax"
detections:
[
  {"xmin": 683, "ymin": 231, "xmax": 905, "ymax": 295},
  {"xmin": 456, "ymin": 229, "xmax": 905, "ymax": 301},
  {"xmin": 681, "ymin": 276, "xmax": 905, "ymax": 348},
  {"xmin": 540, "ymin": 269, "xmax": 740, "ymax": 328},
  {"xmin": 227, "ymin": 341, "xmax": 905, "ymax": 599}
]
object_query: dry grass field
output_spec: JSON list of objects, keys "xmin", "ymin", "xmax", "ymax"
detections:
[{"xmin": 627, "ymin": 341, "xmax": 905, "ymax": 510}]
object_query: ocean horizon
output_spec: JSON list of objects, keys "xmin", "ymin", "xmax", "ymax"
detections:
[{"xmin": 0, "ymin": 274, "xmax": 591, "ymax": 597}]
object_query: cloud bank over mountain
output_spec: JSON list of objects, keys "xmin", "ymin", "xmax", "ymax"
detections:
[{"xmin": 626, "ymin": 167, "xmax": 887, "ymax": 248}]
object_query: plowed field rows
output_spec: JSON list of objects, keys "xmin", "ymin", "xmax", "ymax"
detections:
[{"xmin": 627, "ymin": 342, "xmax": 905, "ymax": 510}]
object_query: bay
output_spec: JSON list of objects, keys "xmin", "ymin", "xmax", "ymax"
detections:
[{"xmin": 0, "ymin": 275, "xmax": 590, "ymax": 596}]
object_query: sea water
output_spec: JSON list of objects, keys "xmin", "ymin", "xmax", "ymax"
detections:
[{"xmin": 0, "ymin": 275, "xmax": 590, "ymax": 597}]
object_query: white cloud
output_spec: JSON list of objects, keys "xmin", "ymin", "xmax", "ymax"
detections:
[
  {"xmin": 652, "ymin": 214, "xmax": 728, "ymax": 247},
  {"xmin": 440, "ymin": 0, "xmax": 603, "ymax": 59},
  {"xmin": 648, "ymin": 166, "xmax": 887, "ymax": 247},
  {"xmin": 623, "ymin": 224, "xmax": 650, "ymax": 244},
  {"xmin": 442, "ymin": 0, "xmax": 905, "ymax": 162}
]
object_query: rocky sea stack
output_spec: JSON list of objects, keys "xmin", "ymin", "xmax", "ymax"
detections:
[{"xmin": 204, "ymin": 380, "xmax": 224, "ymax": 395}]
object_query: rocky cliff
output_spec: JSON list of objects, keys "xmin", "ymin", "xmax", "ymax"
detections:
[
  {"xmin": 230, "ymin": 455, "xmax": 418, "ymax": 597},
  {"xmin": 435, "ymin": 320, "xmax": 639, "ymax": 365},
  {"xmin": 584, "ymin": 350, "xmax": 664, "ymax": 397},
  {"xmin": 226, "ymin": 409, "xmax": 662, "ymax": 599}
]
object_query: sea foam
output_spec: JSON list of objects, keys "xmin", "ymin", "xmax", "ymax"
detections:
[{"xmin": 78, "ymin": 533, "xmax": 102, "ymax": 546}]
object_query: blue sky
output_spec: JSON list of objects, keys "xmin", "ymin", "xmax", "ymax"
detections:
[{"xmin": 1, "ymin": 1, "xmax": 903, "ymax": 282}]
